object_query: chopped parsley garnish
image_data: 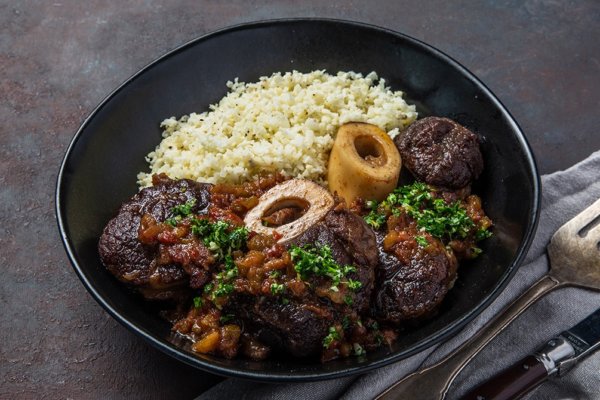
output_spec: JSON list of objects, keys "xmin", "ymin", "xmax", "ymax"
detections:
[
  {"xmin": 323, "ymin": 326, "xmax": 340, "ymax": 348},
  {"xmin": 268, "ymin": 270, "xmax": 281, "ymax": 278},
  {"xmin": 190, "ymin": 217, "xmax": 211, "ymax": 236},
  {"xmin": 343, "ymin": 265, "xmax": 356, "ymax": 274},
  {"xmin": 212, "ymin": 281, "xmax": 234, "ymax": 298},
  {"xmin": 364, "ymin": 182, "xmax": 480, "ymax": 241},
  {"xmin": 164, "ymin": 218, "xmax": 248, "ymax": 305},
  {"xmin": 344, "ymin": 295, "xmax": 354, "ymax": 306},
  {"xmin": 270, "ymin": 282, "xmax": 285, "ymax": 295},
  {"xmin": 165, "ymin": 217, "xmax": 179, "ymax": 227},
  {"xmin": 364, "ymin": 198, "xmax": 386, "ymax": 228},
  {"xmin": 203, "ymin": 282, "xmax": 214, "ymax": 294},
  {"xmin": 167, "ymin": 201, "xmax": 252, "ymax": 263},
  {"xmin": 216, "ymin": 255, "xmax": 238, "ymax": 280},
  {"xmin": 471, "ymin": 247, "xmax": 483, "ymax": 257},
  {"xmin": 171, "ymin": 198, "xmax": 196, "ymax": 217},
  {"xmin": 364, "ymin": 208, "xmax": 387, "ymax": 230},
  {"xmin": 192, "ymin": 296, "xmax": 203, "ymax": 308},
  {"xmin": 289, "ymin": 244, "xmax": 356, "ymax": 289},
  {"xmin": 415, "ymin": 235, "xmax": 429, "ymax": 247},
  {"xmin": 347, "ymin": 279, "xmax": 362, "ymax": 291},
  {"xmin": 228, "ymin": 227, "xmax": 249, "ymax": 250},
  {"xmin": 475, "ymin": 227, "xmax": 493, "ymax": 241},
  {"xmin": 417, "ymin": 200, "xmax": 473, "ymax": 239},
  {"xmin": 353, "ymin": 343, "xmax": 366, "ymax": 356},
  {"xmin": 190, "ymin": 219, "xmax": 248, "ymax": 260},
  {"xmin": 210, "ymin": 254, "xmax": 238, "ymax": 301}
]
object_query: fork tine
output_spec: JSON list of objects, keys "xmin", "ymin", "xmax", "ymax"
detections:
[
  {"xmin": 558, "ymin": 198, "xmax": 600, "ymax": 234},
  {"xmin": 586, "ymin": 223, "xmax": 600, "ymax": 242}
]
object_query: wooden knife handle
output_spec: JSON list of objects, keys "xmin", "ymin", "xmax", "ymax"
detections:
[{"xmin": 460, "ymin": 355, "xmax": 548, "ymax": 400}]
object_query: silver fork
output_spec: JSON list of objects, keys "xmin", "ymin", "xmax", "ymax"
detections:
[{"xmin": 376, "ymin": 198, "xmax": 600, "ymax": 400}]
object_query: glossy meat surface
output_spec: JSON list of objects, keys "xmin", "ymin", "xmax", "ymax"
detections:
[
  {"xmin": 98, "ymin": 174, "xmax": 212, "ymax": 299},
  {"xmin": 396, "ymin": 117, "xmax": 483, "ymax": 189},
  {"xmin": 374, "ymin": 230, "xmax": 458, "ymax": 324},
  {"xmin": 227, "ymin": 205, "xmax": 379, "ymax": 358}
]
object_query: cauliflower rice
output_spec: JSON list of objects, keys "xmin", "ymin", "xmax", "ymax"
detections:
[{"xmin": 137, "ymin": 70, "xmax": 417, "ymax": 187}]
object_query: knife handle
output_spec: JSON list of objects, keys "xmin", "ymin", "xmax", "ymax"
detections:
[{"xmin": 459, "ymin": 355, "xmax": 547, "ymax": 400}]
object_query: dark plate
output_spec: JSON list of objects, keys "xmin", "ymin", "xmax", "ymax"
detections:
[{"xmin": 56, "ymin": 18, "xmax": 540, "ymax": 381}]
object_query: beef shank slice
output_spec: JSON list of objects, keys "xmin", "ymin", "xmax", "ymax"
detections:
[
  {"xmin": 375, "ymin": 232, "xmax": 458, "ymax": 324},
  {"xmin": 98, "ymin": 175, "xmax": 211, "ymax": 298},
  {"xmin": 229, "ymin": 295, "xmax": 331, "ymax": 358},
  {"xmin": 227, "ymin": 206, "xmax": 379, "ymax": 357},
  {"xmin": 290, "ymin": 206, "xmax": 378, "ymax": 313},
  {"xmin": 396, "ymin": 116, "xmax": 483, "ymax": 189}
]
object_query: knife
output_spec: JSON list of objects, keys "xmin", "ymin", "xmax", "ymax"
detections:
[{"xmin": 461, "ymin": 307, "xmax": 600, "ymax": 400}]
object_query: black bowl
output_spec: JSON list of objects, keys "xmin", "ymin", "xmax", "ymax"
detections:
[{"xmin": 56, "ymin": 19, "xmax": 540, "ymax": 381}]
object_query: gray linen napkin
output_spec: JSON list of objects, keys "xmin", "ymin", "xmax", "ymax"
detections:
[{"xmin": 197, "ymin": 150, "xmax": 600, "ymax": 400}]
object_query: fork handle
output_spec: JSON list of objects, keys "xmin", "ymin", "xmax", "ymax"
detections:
[{"xmin": 375, "ymin": 274, "xmax": 563, "ymax": 400}]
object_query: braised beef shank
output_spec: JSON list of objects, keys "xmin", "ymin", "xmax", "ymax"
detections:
[
  {"xmin": 396, "ymin": 116, "xmax": 483, "ymax": 189},
  {"xmin": 374, "ymin": 231, "xmax": 458, "ymax": 324},
  {"xmin": 228, "ymin": 206, "xmax": 378, "ymax": 357},
  {"xmin": 98, "ymin": 174, "xmax": 212, "ymax": 300}
]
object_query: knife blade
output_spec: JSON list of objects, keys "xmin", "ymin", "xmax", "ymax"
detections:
[{"xmin": 460, "ymin": 307, "xmax": 600, "ymax": 400}]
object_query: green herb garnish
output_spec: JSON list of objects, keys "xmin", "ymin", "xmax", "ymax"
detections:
[
  {"xmin": 323, "ymin": 326, "xmax": 340, "ymax": 348},
  {"xmin": 165, "ymin": 217, "xmax": 179, "ymax": 227},
  {"xmin": 353, "ymin": 343, "xmax": 366, "ymax": 356},
  {"xmin": 344, "ymin": 295, "xmax": 354, "ymax": 306},
  {"xmin": 364, "ymin": 199, "xmax": 387, "ymax": 229},
  {"xmin": 415, "ymin": 235, "xmax": 429, "ymax": 247},
  {"xmin": 475, "ymin": 227, "xmax": 493, "ymax": 241},
  {"xmin": 190, "ymin": 219, "xmax": 248, "ymax": 260},
  {"xmin": 192, "ymin": 296, "xmax": 203, "ymax": 308},
  {"xmin": 210, "ymin": 254, "xmax": 239, "ymax": 301},
  {"xmin": 270, "ymin": 282, "xmax": 285, "ymax": 295},
  {"xmin": 471, "ymin": 247, "xmax": 483, "ymax": 257},
  {"xmin": 190, "ymin": 217, "xmax": 211, "ymax": 236},
  {"xmin": 268, "ymin": 270, "xmax": 281, "ymax": 278},
  {"xmin": 417, "ymin": 199, "xmax": 473, "ymax": 239},
  {"xmin": 289, "ymin": 244, "xmax": 355, "ymax": 289},
  {"xmin": 216, "ymin": 254, "xmax": 238, "ymax": 280},
  {"xmin": 364, "ymin": 211, "xmax": 387, "ymax": 230},
  {"xmin": 365, "ymin": 182, "xmax": 476, "ymax": 241},
  {"xmin": 212, "ymin": 281, "xmax": 234, "ymax": 298},
  {"xmin": 203, "ymin": 282, "xmax": 214, "ymax": 294},
  {"xmin": 228, "ymin": 226, "xmax": 249, "ymax": 250},
  {"xmin": 347, "ymin": 279, "xmax": 362, "ymax": 291},
  {"xmin": 171, "ymin": 198, "xmax": 196, "ymax": 217}
]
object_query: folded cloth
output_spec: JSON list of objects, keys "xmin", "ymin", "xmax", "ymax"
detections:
[{"xmin": 196, "ymin": 150, "xmax": 600, "ymax": 400}]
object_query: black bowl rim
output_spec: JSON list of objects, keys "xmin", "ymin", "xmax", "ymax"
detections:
[{"xmin": 55, "ymin": 17, "xmax": 541, "ymax": 382}]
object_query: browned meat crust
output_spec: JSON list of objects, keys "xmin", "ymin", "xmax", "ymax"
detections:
[
  {"xmin": 396, "ymin": 117, "xmax": 483, "ymax": 189},
  {"xmin": 98, "ymin": 174, "xmax": 212, "ymax": 299}
]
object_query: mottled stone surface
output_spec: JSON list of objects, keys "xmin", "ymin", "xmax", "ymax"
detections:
[{"xmin": 1, "ymin": 1, "xmax": 598, "ymax": 399}]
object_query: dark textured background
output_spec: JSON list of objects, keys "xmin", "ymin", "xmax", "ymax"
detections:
[{"xmin": 1, "ymin": 1, "xmax": 598, "ymax": 399}]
